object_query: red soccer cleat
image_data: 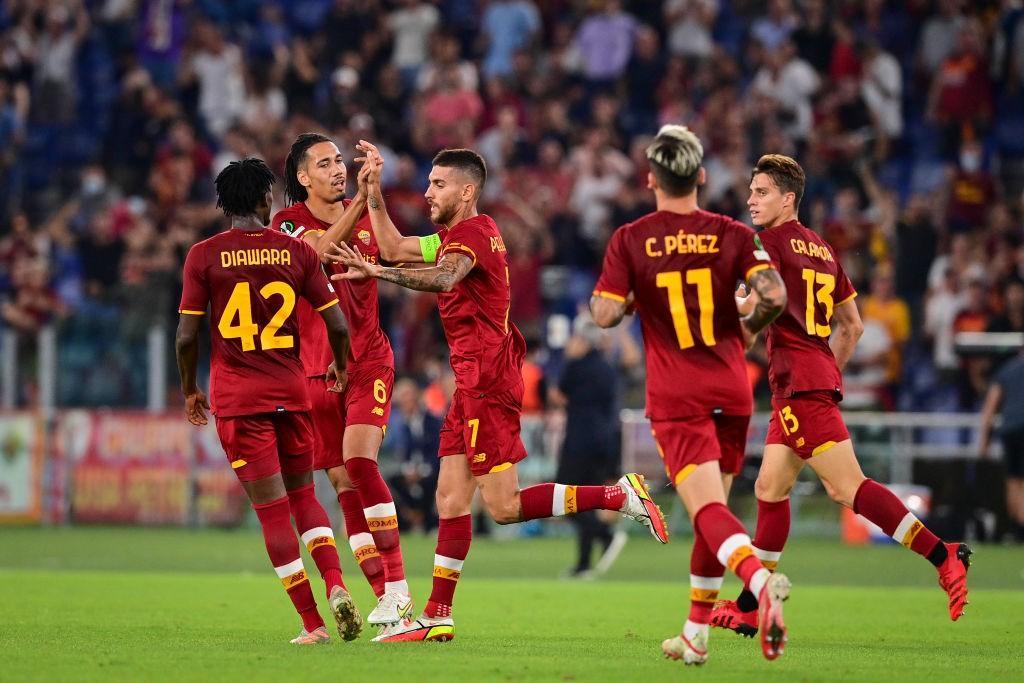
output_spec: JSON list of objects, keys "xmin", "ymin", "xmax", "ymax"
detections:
[
  {"xmin": 617, "ymin": 473, "xmax": 670, "ymax": 544},
  {"xmin": 758, "ymin": 573, "xmax": 791, "ymax": 661},
  {"xmin": 709, "ymin": 599, "xmax": 758, "ymax": 638},
  {"xmin": 937, "ymin": 542, "xmax": 972, "ymax": 621}
]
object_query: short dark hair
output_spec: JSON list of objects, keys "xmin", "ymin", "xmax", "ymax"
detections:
[
  {"xmin": 432, "ymin": 148, "xmax": 487, "ymax": 191},
  {"xmin": 214, "ymin": 157, "xmax": 275, "ymax": 217},
  {"xmin": 752, "ymin": 154, "xmax": 805, "ymax": 209},
  {"xmin": 284, "ymin": 132, "xmax": 333, "ymax": 204},
  {"xmin": 645, "ymin": 125, "xmax": 703, "ymax": 197}
]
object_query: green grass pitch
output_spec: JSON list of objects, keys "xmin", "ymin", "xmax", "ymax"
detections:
[{"xmin": 1, "ymin": 526, "xmax": 1022, "ymax": 682}]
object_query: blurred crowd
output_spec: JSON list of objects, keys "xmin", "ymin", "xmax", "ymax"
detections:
[{"xmin": 1, "ymin": 0, "xmax": 1024, "ymax": 416}]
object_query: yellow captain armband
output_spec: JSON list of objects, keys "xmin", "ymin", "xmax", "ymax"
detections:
[{"xmin": 419, "ymin": 233, "xmax": 441, "ymax": 263}]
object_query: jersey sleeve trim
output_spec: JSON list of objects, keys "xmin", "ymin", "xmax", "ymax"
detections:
[
  {"xmin": 441, "ymin": 242, "xmax": 477, "ymax": 266},
  {"xmin": 745, "ymin": 263, "xmax": 771, "ymax": 280},
  {"xmin": 314, "ymin": 298, "xmax": 340, "ymax": 312},
  {"xmin": 592, "ymin": 289, "xmax": 627, "ymax": 302},
  {"xmin": 178, "ymin": 309, "xmax": 205, "ymax": 315},
  {"xmin": 836, "ymin": 292, "xmax": 858, "ymax": 306}
]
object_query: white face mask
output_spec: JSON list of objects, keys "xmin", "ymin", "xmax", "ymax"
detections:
[{"xmin": 960, "ymin": 151, "xmax": 981, "ymax": 173}]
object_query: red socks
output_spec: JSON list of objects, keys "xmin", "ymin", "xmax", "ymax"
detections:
[
  {"xmin": 853, "ymin": 479, "xmax": 942, "ymax": 559},
  {"xmin": 425, "ymin": 514, "xmax": 472, "ymax": 618},
  {"xmin": 253, "ymin": 496, "xmax": 323, "ymax": 632},
  {"xmin": 688, "ymin": 532, "xmax": 725, "ymax": 625},
  {"xmin": 287, "ymin": 484, "xmax": 344, "ymax": 597},
  {"xmin": 693, "ymin": 502, "xmax": 770, "ymax": 598},
  {"xmin": 338, "ymin": 489, "xmax": 386, "ymax": 598},
  {"xmin": 345, "ymin": 456, "xmax": 408, "ymax": 594},
  {"xmin": 520, "ymin": 483, "xmax": 626, "ymax": 521},
  {"xmin": 753, "ymin": 498, "xmax": 790, "ymax": 570}
]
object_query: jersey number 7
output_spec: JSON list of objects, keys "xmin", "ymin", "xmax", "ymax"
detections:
[
  {"xmin": 656, "ymin": 268, "xmax": 715, "ymax": 349},
  {"xmin": 218, "ymin": 281, "xmax": 296, "ymax": 351}
]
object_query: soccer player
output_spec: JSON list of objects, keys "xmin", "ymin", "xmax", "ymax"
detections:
[
  {"xmin": 710, "ymin": 154, "xmax": 971, "ymax": 638},
  {"xmin": 589, "ymin": 126, "xmax": 792, "ymax": 665},
  {"xmin": 175, "ymin": 158, "xmax": 362, "ymax": 644},
  {"xmin": 326, "ymin": 143, "xmax": 668, "ymax": 643},
  {"xmin": 271, "ymin": 133, "xmax": 411, "ymax": 626}
]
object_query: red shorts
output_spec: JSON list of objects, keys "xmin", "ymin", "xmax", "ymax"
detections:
[
  {"xmin": 651, "ymin": 414, "xmax": 750, "ymax": 485},
  {"xmin": 307, "ymin": 365, "xmax": 394, "ymax": 470},
  {"xmin": 214, "ymin": 411, "xmax": 314, "ymax": 482},
  {"xmin": 765, "ymin": 391, "xmax": 850, "ymax": 460},
  {"xmin": 439, "ymin": 385, "xmax": 528, "ymax": 477}
]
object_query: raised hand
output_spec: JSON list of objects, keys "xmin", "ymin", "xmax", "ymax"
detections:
[{"xmin": 325, "ymin": 241, "xmax": 377, "ymax": 280}]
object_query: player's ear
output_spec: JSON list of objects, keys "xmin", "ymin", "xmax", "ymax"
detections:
[
  {"xmin": 646, "ymin": 172, "xmax": 656, "ymax": 191},
  {"xmin": 697, "ymin": 167, "xmax": 707, "ymax": 187},
  {"xmin": 297, "ymin": 167, "xmax": 311, "ymax": 189}
]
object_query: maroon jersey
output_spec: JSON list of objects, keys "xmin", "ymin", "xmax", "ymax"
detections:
[
  {"xmin": 179, "ymin": 228, "xmax": 339, "ymax": 417},
  {"xmin": 757, "ymin": 219, "xmax": 857, "ymax": 398},
  {"xmin": 436, "ymin": 214, "xmax": 526, "ymax": 393},
  {"xmin": 273, "ymin": 201, "xmax": 394, "ymax": 375},
  {"xmin": 594, "ymin": 209, "xmax": 773, "ymax": 420}
]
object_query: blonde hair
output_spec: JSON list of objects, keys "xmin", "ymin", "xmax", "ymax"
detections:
[{"xmin": 645, "ymin": 125, "xmax": 703, "ymax": 196}]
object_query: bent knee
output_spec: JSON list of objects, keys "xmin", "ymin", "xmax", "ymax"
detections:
[
  {"xmin": 486, "ymin": 497, "xmax": 522, "ymax": 525},
  {"xmin": 822, "ymin": 478, "xmax": 859, "ymax": 509},
  {"xmin": 755, "ymin": 474, "xmax": 793, "ymax": 502}
]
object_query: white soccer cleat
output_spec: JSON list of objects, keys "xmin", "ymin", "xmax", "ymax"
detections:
[
  {"xmin": 662, "ymin": 630, "xmax": 708, "ymax": 665},
  {"xmin": 372, "ymin": 614, "xmax": 455, "ymax": 642},
  {"xmin": 617, "ymin": 473, "xmax": 670, "ymax": 543},
  {"xmin": 290, "ymin": 625, "xmax": 331, "ymax": 645},
  {"xmin": 328, "ymin": 585, "xmax": 363, "ymax": 641},
  {"xmin": 367, "ymin": 589, "xmax": 414, "ymax": 626}
]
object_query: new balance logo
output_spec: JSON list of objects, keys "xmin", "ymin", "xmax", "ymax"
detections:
[
  {"xmin": 371, "ymin": 407, "xmax": 384, "ymax": 417},
  {"xmin": 284, "ymin": 570, "xmax": 307, "ymax": 587},
  {"xmin": 472, "ymin": 453, "xmax": 487, "ymax": 463}
]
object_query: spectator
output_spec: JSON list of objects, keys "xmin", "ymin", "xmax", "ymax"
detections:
[
  {"xmin": 945, "ymin": 138, "xmax": 998, "ymax": 232},
  {"xmin": 860, "ymin": 39, "xmax": 903, "ymax": 144},
  {"xmin": 664, "ymin": 0, "xmax": 718, "ymax": 61},
  {"xmin": 751, "ymin": 40, "xmax": 820, "ymax": 142},
  {"xmin": 179, "ymin": 21, "xmax": 247, "ymax": 138},
  {"xmin": 860, "ymin": 266, "xmax": 912, "ymax": 404},
  {"xmin": 750, "ymin": 0, "xmax": 798, "ymax": 52},
  {"xmin": 32, "ymin": 2, "xmax": 90, "ymax": 125},
  {"xmin": 917, "ymin": 0, "xmax": 965, "ymax": 76},
  {"xmin": 480, "ymin": 0, "xmax": 540, "ymax": 79},
  {"xmin": 388, "ymin": 0, "xmax": 440, "ymax": 87},
  {"xmin": 573, "ymin": 0, "xmax": 637, "ymax": 86},
  {"xmin": 927, "ymin": 19, "xmax": 993, "ymax": 157},
  {"xmin": 386, "ymin": 378, "xmax": 442, "ymax": 533}
]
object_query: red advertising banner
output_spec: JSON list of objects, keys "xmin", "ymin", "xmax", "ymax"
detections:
[{"xmin": 58, "ymin": 411, "xmax": 246, "ymax": 526}]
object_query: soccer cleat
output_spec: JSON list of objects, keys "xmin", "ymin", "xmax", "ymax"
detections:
[
  {"xmin": 758, "ymin": 572, "xmax": 791, "ymax": 661},
  {"xmin": 709, "ymin": 599, "xmax": 758, "ymax": 638},
  {"xmin": 367, "ymin": 589, "xmax": 414, "ymax": 626},
  {"xmin": 617, "ymin": 473, "xmax": 670, "ymax": 544},
  {"xmin": 662, "ymin": 631, "xmax": 708, "ymax": 665},
  {"xmin": 937, "ymin": 542, "xmax": 972, "ymax": 621},
  {"xmin": 328, "ymin": 585, "xmax": 363, "ymax": 642},
  {"xmin": 372, "ymin": 614, "xmax": 455, "ymax": 642},
  {"xmin": 290, "ymin": 625, "xmax": 331, "ymax": 645}
]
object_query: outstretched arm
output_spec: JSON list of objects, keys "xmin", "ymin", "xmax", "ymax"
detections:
[
  {"xmin": 741, "ymin": 267, "xmax": 787, "ymax": 336},
  {"xmin": 328, "ymin": 241, "xmax": 474, "ymax": 293},
  {"xmin": 302, "ymin": 192, "xmax": 368, "ymax": 259}
]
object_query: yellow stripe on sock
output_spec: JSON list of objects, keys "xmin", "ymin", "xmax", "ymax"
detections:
[
  {"xmin": 353, "ymin": 545, "xmax": 380, "ymax": 564},
  {"xmin": 305, "ymin": 535, "xmax": 336, "ymax": 553},
  {"xmin": 432, "ymin": 566, "xmax": 462, "ymax": 580},
  {"xmin": 280, "ymin": 569, "xmax": 309, "ymax": 589},
  {"xmin": 761, "ymin": 560, "xmax": 779, "ymax": 571},
  {"xmin": 564, "ymin": 485, "xmax": 578, "ymax": 515},
  {"xmin": 367, "ymin": 516, "xmax": 398, "ymax": 531},
  {"xmin": 901, "ymin": 519, "xmax": 924, "ymax": 548},
  {"xmin": 726, "ymin": 545, "xmax": 754, "ymax": 572},
  {"xmin": 690, "ymin": 588, "xmax": 720, "ymax": 604}
]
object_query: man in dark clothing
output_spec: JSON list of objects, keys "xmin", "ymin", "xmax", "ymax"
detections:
[
  {"xmin": 387, "ymin": 378, "xmax": 442, "ymax": 532},
  {"xmin": 979, "ymin": 347, "xmax": 1024, "ymax": 541},
  {"xmin": 554, "ymin": 318, "xmax": 625, "ymax": 577}
]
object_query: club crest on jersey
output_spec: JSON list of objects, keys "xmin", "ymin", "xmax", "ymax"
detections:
[{"xmin": 358, "ymin": 229, "xmax": 371, "ymax": 245}]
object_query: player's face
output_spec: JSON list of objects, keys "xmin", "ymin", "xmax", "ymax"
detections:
[
  {"xmin": 424, "ymin": 165, "xmax": 468, "ymax": 225},
  {"xmin": 748, "ymin": 173, "xmax": 791, "ymax": 228},
  {"xmin": 301, "ymin": 141, "xmax": 347, "ymax": 203}
]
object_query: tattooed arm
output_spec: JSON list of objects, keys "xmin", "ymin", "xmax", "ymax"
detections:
[
  {"xmin": 741, "ymin": 266, "xmax": 787, "ymax": 336},
  {"xmin": 327, "ymin": 241, "xmax": 474, "ymax": 293}
]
